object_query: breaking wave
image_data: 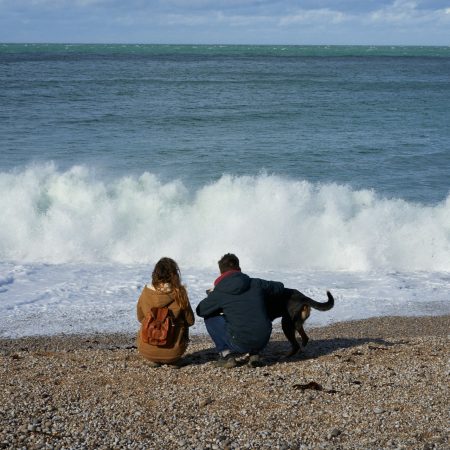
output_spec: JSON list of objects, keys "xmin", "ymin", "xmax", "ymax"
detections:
[{"xmin": 1, "ymin": 163, "xmax": 449, "ymax": 271}]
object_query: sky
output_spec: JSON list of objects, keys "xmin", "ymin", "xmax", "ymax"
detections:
[{"xmin": 0, "ymin": 0, "xmax": 449, "ymax": 46}]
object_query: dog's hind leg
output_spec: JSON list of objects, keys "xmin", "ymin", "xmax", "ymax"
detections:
[
  {"xmin": 296, "ymin": 305, "xmax": 310, "ymax": 347},
  {"xmin": 297, "ymin": 324, "xmax": 309, "ymax": 347},
  {"xmin": 281, "ymin": 314, "xmax": 300, "ymax": 357}
]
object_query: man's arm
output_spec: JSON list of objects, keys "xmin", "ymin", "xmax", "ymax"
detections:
[{"xmin": 196, "ymin": 292, "xmax": 222, "ymax": 318}]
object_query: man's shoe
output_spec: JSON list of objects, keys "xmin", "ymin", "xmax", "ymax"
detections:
[
  {"xmin": 214, "ymin": 354, "xmax": 237, "ymax": 368},
  {"xmin": 248, "ymin": 354, "xmax": 263, "ymax": 368},
  {"xmin": 146, "ymin": 360, "xmax": 161, "ymax": 368},
  {"xmin": 166, "ymin": 360, "xmax": 185, "ymax": 369}
]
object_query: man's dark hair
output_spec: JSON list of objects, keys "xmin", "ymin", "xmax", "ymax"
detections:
[{"xmin": 218, "ymin": 253, "xmax": 240, "ymax": 274}]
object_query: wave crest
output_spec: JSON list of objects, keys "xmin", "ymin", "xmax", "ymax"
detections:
[{"xmin": 1, "ymin": 164, "xmax": 449, "ymax": 271}]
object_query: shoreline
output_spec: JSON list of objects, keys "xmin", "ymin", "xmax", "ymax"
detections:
[
  {"xmin": 1, "ymin": 315, "xmax": 449, "ymax": 449},
  {"xmin": 1, "ymin": 313, "xmax": 448, "ymax": 352}
]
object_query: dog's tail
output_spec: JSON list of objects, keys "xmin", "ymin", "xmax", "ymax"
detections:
[{"xmin": 303, "ymin": 291, "xmax": 334, "ymax": 311}]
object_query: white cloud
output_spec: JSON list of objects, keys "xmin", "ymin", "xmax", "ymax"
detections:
[
  {"xmin": 118, "ymin": 10, "xmax": 274, "ymax": 28},
  {"xmin": 2, "ymin": 0, "xmax": 114, "ymax": 8},
  {"xmin": 75, "ymin": 0, "xmax": 107, "ymax": 6},
  {"xmin": 215, "ymin": 12, "xmax": 273, "ymax": 27},
  {"xmin": 370, "ymin": 0, "xmax": 422, "ymax": 23},
  {"xmin": 1, "ymin": 0, "xmax": 449, "ymax": 44},
  {"xmin": 165, "ymin": 13, "xmax": 212, "ymax": 26},
  {"xmin": 279, "ymin": 9, "xmax": 351, "ymax": 26},
  {"xmin": 369, "ymin": 0, "xmax": 450, "ymax": 24},
  {"xmin": 277, "ymin": 1, "xmax": 450, "ymax": 28}
]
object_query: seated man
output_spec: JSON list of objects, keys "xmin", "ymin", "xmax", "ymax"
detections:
[{"xmin": 196, "ymin": 253, "xmax": 284, "ymax": 368}]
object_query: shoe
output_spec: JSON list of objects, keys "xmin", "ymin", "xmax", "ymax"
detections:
[
  {"xmin": 248, "ymin": 354, "xmax": 263, "ymax": 368},
  {"xmin": 214, "ymin": 354, "xmax": 237, "ymax": 368},
  {"xmin": 146, "ymin": 360, "xmax": 161, "ymax": 368},
  {"xmin": 166, "ymin": 361, "xmax": 183, "ymax": 369}
]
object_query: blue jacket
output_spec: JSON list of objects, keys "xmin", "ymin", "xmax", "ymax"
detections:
[{"xmin": 196, "ymin": 272, "xmax": 284, "ymax": 352}]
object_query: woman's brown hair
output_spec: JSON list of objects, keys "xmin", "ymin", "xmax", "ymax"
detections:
[{"xmin": 151, "ymin": 257, "xmax": 189, "ymax": 310}]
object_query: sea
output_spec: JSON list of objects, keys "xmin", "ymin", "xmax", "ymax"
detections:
[{"xmin": 1, "ymin": 43, "xmax": 449, "ymax": 338}]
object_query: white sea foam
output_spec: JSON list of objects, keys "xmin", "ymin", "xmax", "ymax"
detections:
[
  {"xmin": 1, "ymin": 163, "xmax": 449, "ymax": 271},
  {"xmin": 0, "ymin": 261, "xmax": 449, "ymax": 338},
  {"xmin": 1, "ymin": 164, "xmax": 449, "ymax": 338}
]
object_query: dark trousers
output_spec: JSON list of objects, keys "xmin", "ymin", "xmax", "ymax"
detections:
[{"xmin": 204, "ymin": 315, "xmax": 246, "ymax": 354}]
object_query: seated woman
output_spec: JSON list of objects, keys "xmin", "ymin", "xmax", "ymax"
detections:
[{"xmin": 136, "ymin": 257, "xmax": 195, "ymax": 367}]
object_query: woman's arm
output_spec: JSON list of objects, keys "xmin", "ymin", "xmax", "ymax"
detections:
[
  {"xmin": 184, "ymin": 301, "xmax": 195, "ymax": 326},
  {"xmin": 136, "ymin": 292, "xmax": 145, "ymax": 323}
]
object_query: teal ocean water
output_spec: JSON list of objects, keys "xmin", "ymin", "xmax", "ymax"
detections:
[
  {"xmin": 1, "ymin": 44, "xmax": 449, "ymax": 202},
  {"xmin": 1, "ymin": 44, "xmax": 449, "ymax": 336}
]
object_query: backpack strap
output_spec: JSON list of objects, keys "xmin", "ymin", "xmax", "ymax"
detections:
[{"xmin": 154, "ymin": 307, "xmax": 169, "ymax": 322}]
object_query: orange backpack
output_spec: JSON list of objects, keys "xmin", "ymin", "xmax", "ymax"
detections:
[{"xmin": 141, "ymin": 306, "xmax": 176, "ymax": 347}]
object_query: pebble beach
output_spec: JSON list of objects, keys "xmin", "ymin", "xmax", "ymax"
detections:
[{"xmin": 1, "ymin": 315, "xmax": 449, "ymax": 450}]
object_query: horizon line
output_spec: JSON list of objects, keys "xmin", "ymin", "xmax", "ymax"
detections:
[{"xmin": 2, "ymin": 42, "xmax": 449, "ymax": 48}]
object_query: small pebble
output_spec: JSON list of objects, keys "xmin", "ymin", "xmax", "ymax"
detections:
[
  {"xmin": 328, "ymin": 428, "xmax": 341, "ymax": 439},
  {"xmin": 199, "ymin": 397, "xmax": 213, "ymax": 407},
  {"xmin": 0, "ymin": 320, "xmax": 447, "ymax": 449}
]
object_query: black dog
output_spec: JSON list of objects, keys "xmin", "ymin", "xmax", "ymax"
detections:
[{"xmin": 266, "ymin": 289, "xmax": 334, "ymax": 357}]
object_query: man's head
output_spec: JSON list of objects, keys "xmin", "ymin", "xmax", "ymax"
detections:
[{"xmin": 218, "ymin": 253, "xmax": 240, "ymax": 274}]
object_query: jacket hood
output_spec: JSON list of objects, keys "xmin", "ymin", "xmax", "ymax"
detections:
[
  {"xmin": 144, "ymin": 284, "xmax": 175, "ymax": 307},
  {"xmin": 214, "ymin": 272, "xmax": 251, "ymax": 295}
]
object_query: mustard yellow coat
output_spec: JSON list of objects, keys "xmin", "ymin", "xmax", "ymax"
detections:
[{"xmin": 136, "ymin": 285, "xmax": 195, "ymax": 364}]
